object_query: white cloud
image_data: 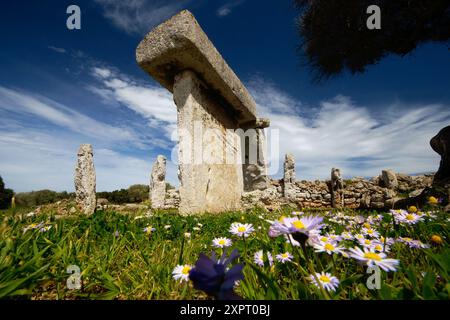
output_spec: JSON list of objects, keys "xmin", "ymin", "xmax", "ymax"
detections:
[
  {"xmin": 89, "ymin": 66, "xmax": 178, "ymax": 140},
  {"xmin": 248, "ymin": 79, "xmax": 450, "ymax": 180},
  {"xmin": 48, "ymin": 46, "xmax": 67, "ymax": 54},
  {"xmin": 0, "ymin": 86, "xmax": 140, "ymax": 146},
  {"xmin": 0, "ymin": 129, "xmax": 156, "ymax": 192},
  {"xmin": 94, "ymin": 0, "xmax": 190, "ymax": 35},
  {"xmin": 217, "ymin": 0, "xmax": 245, "ymax": 17}
]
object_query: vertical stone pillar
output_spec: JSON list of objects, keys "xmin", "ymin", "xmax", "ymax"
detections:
[
  {"xmin": 173, "ymin": 70, "xmax": 243, "ymax": 214},
  {"xmin": 150, "ymin": 155, "xmax": 166, "ymax": 209},
  {"xmin": 74, "ymin": 144, "xmax": 96, "ymax": 215},
  {"xmin": 243, "ymin": 119, "xmax": 270, "ymax": 191},
  {"xmin": 331, "ymin": 167, "xmax": 344, "ymax": 208},
  {"xmin": 136, "ymin": 10, "xmax": 264, "ymax": 214},
  {"xmin": 381, "ymin": 169, "xmax": 398, "ymax": 189},
  {"xmin": 283, "ymin": 153, "xmax": 296, "ymax": 198}
]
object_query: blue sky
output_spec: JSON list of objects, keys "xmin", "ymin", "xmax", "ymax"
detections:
[{"xmin": 0, "ymin": 0, "xmax": 449, "ymax": 192}]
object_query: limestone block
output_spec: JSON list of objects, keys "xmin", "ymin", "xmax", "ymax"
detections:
[
  {"xmin": 74, "ymin": 144, "xmax": 96, "ymax": 215},
  {"xmin": 150, "ymin": 155, "xmax": 167, "ymax": 209}
]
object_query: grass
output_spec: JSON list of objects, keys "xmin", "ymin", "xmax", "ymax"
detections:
[{"xmin": 0, "ymin": 205, "xmax": 448, "ymax": 300}]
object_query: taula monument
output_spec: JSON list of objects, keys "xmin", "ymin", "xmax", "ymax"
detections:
[{"xmin": 136, "ymin": 10, "xmax": 269, "ymax": 214}]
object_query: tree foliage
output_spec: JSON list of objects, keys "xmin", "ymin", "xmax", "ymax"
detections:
[
  {"xmin": 15, "ymin": 190, "xmax": 73, "ymax": 207},
  {"xmin": 0, "ymin": 175, "xmax": 14, "ymax": 209},
  {"xmin": 294, "ymin": 0, "xmax": 450, "ymax": 81}
]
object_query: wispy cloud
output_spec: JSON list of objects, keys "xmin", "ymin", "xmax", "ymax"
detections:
[
  {"xmin": 89, "ymin": 66, "xmax": 178, "ymax": 140},
  {"xmin": 248, "ymin": 78, "xmax": 450, "ymax": 179},
  {"xmin": 0, "ymin": 129, "xmax": 164, "ymax": 192},
  {"xmin": 217, "ymin": 0, "xmax": 245, "ymax": 17},
  {"xmin": 0, "ymin": 86, "xmax": 139, "ymax": 146},
  {"xmin": 94, "ymin": 0, "xmax": 190, "ymax": 35},
  {"xmin": 48, "ymin": 46, "xmax": 67, "ymax": 54}
]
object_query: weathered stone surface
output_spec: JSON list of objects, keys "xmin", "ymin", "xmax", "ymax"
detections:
[
  {"xmin": 381, "ymin": 169, "xmax": 398, "ymax": 189},
  {"xmin": 283, "ymin": 154, "xmax": 296, "ymax": 199},
  {"xmin": 136, "ymin": 10, "xmax": 256, "ymax": 125},
  {"xmin": 431, "ymin": 125, "xmax": 450, "ymax": 185},
  {"xmin": 330, "ymin": 168, "xmax": 344, "ymax": 208},
  {"xmin": 96, "ymin": 198, "xmax": 109, "ymax": 211},
  {"xmin": 74, "ymin": 144, "xmax": 96, "ymax": 215},
  {"xmin": 173, "ymin": 70, "xmax": 243, "ymax": 214},
  {"xmin": 243, "ymin": 127, "xmax": 269, "ymax": 191},
  {"xmin": 150, "ymin": 155, "xmax": 167, "ymax": 209},
  {"xmin": 164, "ymin": 189, "xmax": 180, "ymax": 209}
]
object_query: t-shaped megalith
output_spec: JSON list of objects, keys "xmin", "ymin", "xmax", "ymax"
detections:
[{"xmin": 136, "ymin": 10, "xmax": 261, "ymax": 214}]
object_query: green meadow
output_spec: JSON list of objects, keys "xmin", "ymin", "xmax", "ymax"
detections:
[{"xmin": 0, "ymin": 205, "xmax": 448, "ymax": 300}]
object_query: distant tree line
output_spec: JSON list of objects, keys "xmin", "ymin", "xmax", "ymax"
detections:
[
  {"xmin": 97, "ymin": 184, "xmax": 150, "ymax": 204},
  {"xmin": 0, "ymin": 175, "xmax": 176, "ymax": 208},
  {"xmin": 0, "ymin": 175, "xmax": 14, "ymax": 209}
]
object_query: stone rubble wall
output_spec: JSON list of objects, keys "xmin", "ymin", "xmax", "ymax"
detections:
[
  {"xmin": 159, "ymin": 173, "xmax": 433, "ymax": 211},
  {"xmin": 241, "ymin": 173, "xmax": 433, "ymax": 211}
]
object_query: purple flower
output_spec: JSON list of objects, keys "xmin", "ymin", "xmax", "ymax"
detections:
[{"xmin": 189, "ymin": 249, "xmax": 244, "ymax": 300}]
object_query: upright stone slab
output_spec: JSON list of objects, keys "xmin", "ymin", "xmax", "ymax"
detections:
[
  {"xmin": 283, "ymin": 154, "xmax": 296, "ymax": 198},
  {"xmin": 242, "ymin": 118, "xmax": 270, "ymax": 191},
  {"xmin": 381, "ymin": 169, "xmax": 398, "ymax": 189},
  {"xmin": 150, "ymin": 155, "xmax": 166, "ymax": 209},
  {"xmin": 74, "ymin": 144, "xmax": 96, "ymax": 215},
  {"xmin": 330, "ymin": 168, "xmax": 344, "ymax": 208},
  {"xmin": 136, "ymin": 10, "xmax": 261, "ymax": 214}
]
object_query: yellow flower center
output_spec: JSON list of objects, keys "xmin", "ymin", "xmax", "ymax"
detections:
[
  {"xmin": 218, "ymin": 239, "xmax": 226, "ymax": 245},
  {"xmin": 408, "ymin": 206, "xmax": 418, "ymax": 213},
  {"xmin": 364, "ymin": 239, "xmax": 372, "ymax": 245},
  {"xmin": 364, "ymin": 252, "xmax": 382, "ymax": 261},
  {"xmin": 406, "ymin": 214, "xmax": 415, "ymax": 221},
  {"xmin": 374, "ymin": 245, "xmax": 383, "ymax": 251},
  {"xmin": 320, "ymin": 237, "xmax": 328, "ymax": 242},
  {"xmin": 324, "ymin": 243, "xmax": 335, "ymax": 251},
  {"xmin": 237, "ymin": 226, "xmax": 246, "ymax": 233},
  {"xmin": 431, "ymin": 235, "xmax": 443, "ymax": 244},
  {"xmin": 367, "ymin": 229, "xmax": 374, "ymax": 234},
  {"xmin": 281, "ymin": 253, "xmax": 288, "ymax": 259},
  {"xmin": 278, "ymin": 216, "xmax": 287, "ymax": 222},
  {"xmin": 428, "ymin": 196, "xmax": 438, "ymax": 204},
  {"xmin": 181, "ymin": 266, "xmax": 191, "ymax": 275},
  {"xmin": 319, "ymin": 275, "xmax": 331, "ymax": 283},
  {"xmin": 292, "ymin": 220, "xmax": 305, "ymax": 229},
  {"xmin": 363, "ymin": 223, "xmax": 371, "ymax": 229}
]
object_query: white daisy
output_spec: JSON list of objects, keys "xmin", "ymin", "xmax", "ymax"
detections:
[
  {"xmin": 268, "ymin": 215, "xmax": 324, "ymax": 238},
  {"xmin": 309, "ymin": 272, "xmax": 340, "ymax": 292},
  {"xmin": 143, "ymin": 225, "xmax": 155, "ymax": 235},
  {"xmin": 341, "ymin": 231, "xmax": 354, "ymax": 240},
  {"xmin": 314, "ymin": 241, "xmax": 346, "ymax": 256},
  {"xmin": 275, "ymin": 252, "xmax": 293, "ymax": 263},
  {"xmin": 22, "ymin": 222, "xmax": 45, "ymax": 233},
  {"xmin": 172, "ymin": 264, "xmax": 192, "ymax": 282},
  {"xmin": 362, "ymin": 227, "xmax": 380, "ymax": 238},
  {"xmin": 230, "ymin": 223, "xmax": 254, "ymax": 238},
  {"xmin": 212, "ymin": 237, "xmax": 232, "ymax": 248},
  {"xmin": 354, "ymin": 233, "xmax": 365, "ymax": 241},
  {"xmin": 397, "ymin": 213, "xmax": 424, "ymax": 225},
  {"xmin": 254, "ymin": 250, "xmax": 273, "ymax": 267},
  {"xmin": 348, "ymin": 247, "xmax": 399, "ymax": 272}
]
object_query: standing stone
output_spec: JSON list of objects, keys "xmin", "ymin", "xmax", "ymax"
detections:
[
  {"xmin": 173, "ymin": 70, "xmax": 243, "ymax": 214},
  {"xmin": 330, "ymin": 168, "xmax": 344, "ymax": 208},
  {"xmin": 136, "ymin": 10, "xmax": 264, "ymax": 214},
  {"xmin": 381, "ymin": 169, "xmax": 398, "ymax": 189},
  {"xmin": 243, "ymin": 118, "xmax": 270, "ymax": 191},
  {"xmin": 430, "ymin": 126, "xmax": 450, "ymax": 185},
  {"xmin": 430, "ymin": 126, "xmax": 450, "ymax": 211},
  {"xmin": 150, "ymin": 155, "xmax": 166, "ymax": 209},
  {"xmin": 283, "ymin": 154, "xmax": 296, "ymax": 198},
  {"xmin": 74, "ymin": 144, "xmax": 96, "ymax": 215}
]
